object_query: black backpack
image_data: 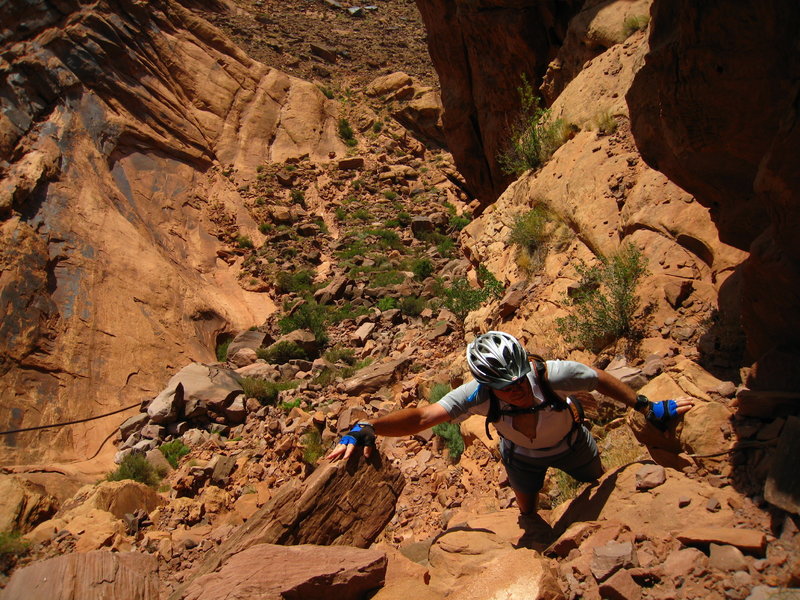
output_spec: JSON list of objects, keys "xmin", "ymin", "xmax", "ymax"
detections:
[{"xmin": 484, "ymin": 353, "xmax": 585, "ymax": 442}]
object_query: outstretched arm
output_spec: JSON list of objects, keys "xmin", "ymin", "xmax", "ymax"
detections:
[
  {"xmin": 326, "ymin": 402, "xmax": 451, "ymax": 461},
  {"xmin": 592, "ymin": 367, "xmax": 694, "ymax": 425}
]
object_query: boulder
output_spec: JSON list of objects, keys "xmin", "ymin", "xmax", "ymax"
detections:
[
  {"xmin": 273, "ymin": 330, "xmax": 319, "ymax": 357},
  {"xmin": 183, "ymin": 544, "xmax": 386, "ymax": 600},
  {"xmin": 227, "ymin": 330, "xmax": 270, "ymax": 359},
  {"xmin": 340, "ymin": 355, "xmax": 413, "ymax": 395},
  {"xmin": 366, "ymin": 72, "xmax": 413, "ymax": 97},
  {"xmin": 170, "ymin": 453, "xmax": 404, "ymax": 600},
  {"xmin": 674, "ymin": 527, "xmax": 766, "ymax": 555},
  {"xmin": 314, "ymin": 275, "xmax": 352, "ymax": 305},
  {"xmin": 0, "ymin": 550, "xmax": 159, "ymax": 600},
  {"xmin": 118, "ymin": 413, "xmax": 149, "ymax": 439},
  {"xmin": 765, "ymin": 415, "xmax": 800, "ymax": 515},
  {"xmin": 0, "ymin": 476, "xmax": 59, "ymax": 533},
  {"xmin": 60, "ymin": 480, "xmax": 164, "ymax": 521},
  {"xmin": 148, "ymin": 363, "xmax": 243, "ymax": 422}
]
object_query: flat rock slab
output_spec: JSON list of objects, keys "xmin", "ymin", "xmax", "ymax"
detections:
[
  {"xmin": 0, "ymin": 550, "xmax": 158, "ymax": 600},
  {"xmin": 171, "ymin": 453, "xmax": 404, "ymax": 600},
  {"xmin": 675, "ymin": 527, "xmax": 766, "ymax": 555},
  {"xmin": 183, "ymin": 543, "xmax": 386, "ymax": 600}
]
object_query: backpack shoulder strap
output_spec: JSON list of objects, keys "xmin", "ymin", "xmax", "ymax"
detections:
[{"xmin": 529, "ymin": 353, "xmax": 567, "ymax": 410}]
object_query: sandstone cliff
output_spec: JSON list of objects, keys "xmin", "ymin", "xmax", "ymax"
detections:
[{"xmin": 0, "ymin": 0, "xmax": 344, "ymax": 465}]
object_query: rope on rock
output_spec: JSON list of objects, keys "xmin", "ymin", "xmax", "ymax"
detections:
[{"xmin": 0, "ymin": 402, "xmax": 141, "ymax": 436}]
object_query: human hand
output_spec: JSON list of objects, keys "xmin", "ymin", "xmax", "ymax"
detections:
[
  {"xmin": 325, "ymin": 422, "xmax": 376, "ymax": 461},
  {"xmin": 645, "ymin": 396, "xmax": 695, "ymax": 431}
]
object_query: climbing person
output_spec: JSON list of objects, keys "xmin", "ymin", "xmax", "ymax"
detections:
[{"xmin": 326, "ymin": 330, "xmax": 694, "ymax": 514}]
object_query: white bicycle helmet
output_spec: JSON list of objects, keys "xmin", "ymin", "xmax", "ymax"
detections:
[{"xmin": 466, "ymin": 331, "xmax": 531, "ymax": 389}]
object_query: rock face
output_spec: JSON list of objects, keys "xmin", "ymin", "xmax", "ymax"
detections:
[
  {"xmin": 182, "ymin": 544, "xmax": 387, "ymax": 600},
  {"xmin": 172, "ymin": 453, "xmax": 404, "ymax": 599},
  {"xmin": 0, "ymin": 475, "xmax": 58, "ymax": 533},
  {"xmin": 414, "ymin": 0, "xmax": 583, "ymax": 204},
  {"xmin": 0, "ymin": 550, "xmax": 159, "ymax": 600},
  {"xmin": 0, "ymin": 0, "xmax": 345, "ymax": 465},
  {"xmin": 626, "ymin": 0, "xmax": 800, "ymax": 389}
]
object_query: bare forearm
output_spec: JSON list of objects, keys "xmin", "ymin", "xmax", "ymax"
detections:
[
  {"xmin": 593, "ymin": 368, "xmax": 637, "ymax": 409},
  {"xmin": 367, "ymin": 404, "xmax": 450, "ymax": 437}
]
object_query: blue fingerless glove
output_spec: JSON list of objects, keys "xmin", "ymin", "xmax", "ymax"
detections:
[
  {"xmin": 340, "ymin": 422, "xmax": 376, "ymax": 447},
  {"xmin": 645, "ymin": 399, "xmax": 679, "ymax": 431}
]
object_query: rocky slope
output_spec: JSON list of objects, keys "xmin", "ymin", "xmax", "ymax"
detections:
[{"xmin": 1, "ymin": 0, "xmax": 799, "ymax": 599}]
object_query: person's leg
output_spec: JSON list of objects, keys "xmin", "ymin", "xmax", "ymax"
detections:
[
  {"xmin": 501, "ymin": 443, "xmax": 548, "ymax": 514},
  {"xmin": 552, "ymin": 426, "xmax": 604, "ymax": 483}
]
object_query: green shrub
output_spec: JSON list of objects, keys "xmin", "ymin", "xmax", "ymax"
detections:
[
  {"xmin": 236, "ymin": 235, "xmax": 254, "ymax": 249},
  {"xmin": 449, "ymin": 215, "xmax": 471, "ymax": 231},
  {"xmin": 159, "ymin": 440, "xmax": 190, "ymax": 469},
  {"xmin": 436, "ymin": 237, "xmax": 454, "ymax": 257},
  {"xmin": 301, "ymin": 428, "xmax": 327, "ymax": 466},
  {"xmin": 290, "ymin": 189, "xmax": 306, "ymax": 205},
  {"xmin": 556, "ymin": 243, "xmax": 649, "ymax": 351},
  {"xmin": 257, "ymin": 340, "xmax": 307, "ymax": 364},
  {"xmin": 216, "ymin": 338, "xmax": 231, "ymax": 362},
  {"xmin": 0, "ymin": 531, "xmax": 29, "ymax": 561},
  {"xmin": 383, "ymin": 190, "xmax": 398, "ymax": 201},
  {"xmin": 107, "ymin": 453, "xmax": 162, "ymax": 488},
  {"xmin": 551, "ymin": 470, "xmax": 581, "ymax": 506},
  {"xmin": 371, "ymin": 270, "xmax": 404, "ymax": 287},
  {"xmin": 432, "ymin": 422, "xmax": 464, "ymax": 463},
  {"xmin": 241, "ymin": 377, "xmax": 298, "ymax": 405},
  {"xmin": 595, "ymin": 110, "xmax": 618, "ymax": 135},
  {"xmin": 324, "ymin": 346, "xmax": 356, "ymax": 365},
  {"xmin": 338, "ymin": 118, "xmax": 357, "ymax": 146},
  {"xmin": 366, "ymin": 228, "xmax": 402, "ymax": 250},
  {"xmin": 509, "ymin": 205, "xmax": 564, "ymax": 273},
  {"xmin": 498, "ymin": 76, "xmax": 571, "ymax": 175},
  {"xmin": 411, "ymin": 257, "xmax": 434, "ymax": 280},
  {"xmin": 400, "ymin": 295, "xmax": 426, "ymax": 317},
  {"xmin": 477, "ymin": 264, "xmax": 504, "ymax": 299},
  {"xmin": 622, "ymin": 14, "xmax": 649, "ymax": 38},
  {"xmin": 352, "ymin": 208, "xmax": 372, "ymax": 221},
  {"xmin": 443, "ymin": 277, "xmax": 488, "ymax": 320},
  {"xmin": 280, "ymin": 398, "xmax": 302, "ymax": 412},
  {"xmin": 372, "ymin": 120, "xmax": 384, "ymax": 133},
  {"xmin": 278, "ymin": 301, "xmax": 329, "ymax": 345},
  {"xmin": 318, "ymin": 85, "xmax": 335, "ymax": 99},
  {"xmin": 335, "ymin": 207, "xmax": 347, "ymax": 220},
  {"xmin": 274, "ymin": 270, "xmax": 315, "ymax": 295},
  {"xmin": 258, "ymin": 223, "xmax": 272, "ymax": 235},
  {"xmin": 377, "ymin": 297, "xmax": 397, "ymax": 311},
  {"xmin": 429, "ymin": 383, "xmax": 452, "ymax": 403}
]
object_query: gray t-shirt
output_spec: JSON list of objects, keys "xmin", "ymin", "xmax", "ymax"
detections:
[{"xmin": 436, "ymin": 360, "xmax": 598, "ymax": 457}]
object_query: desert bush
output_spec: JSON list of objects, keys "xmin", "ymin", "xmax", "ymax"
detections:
[
  {"xmin": 432, "ymin": 422, "xmax": 464, "ymax": 463},
  {"xmin": 622, "ymin": 14, "xmax": 649, "ymax": 37},
  {"xmin": 352, "ymin": 208, "xmax": 372, "ymax": 221},
  {"xmin": 159, "ymin": 440, "xmax": 190, "ymax": 469},
  {"xmin": 257, "ymin": 341, "xmax": 307, "ymax": 364},
  {"xmin": 274, "ymin": 269, "xmax": 315, "ymax": 295},
  {"xmin": 370, "ymin": 270, "xmax": 404, "ymax": 287},
  {"xmin": 235, "ymin": 235, "xmax": 254, "ymax": 249},
  {"xmin": 443, "ymin": 277, "xmax": 488, "ymax": 320},
  {"xmin": 107, "ymin": 453, "xmax": 162, "ymax": 488},
  {"xmin": 499, "ymin": 76, "xmax": 571, "ymax": 175},
  {"xmin": 449, "ymin": 215, "xmax": 471, "ymax": 231},
  {"xmin": 301, "ymin": 428, "xmax": 327, "ymax": 466},
  {"xmin": 377, "ymin": 297, "xmax": 397, "ymax": 311},
  {"xmin": 556, "ymin": 243, "xmax": 648, "ymax": 351},
  {"xmin": 290, "ymin": 189, "xmax": 305, "ymax": 205},
  {"xmin": 550, "ymin": 470, "xmax": 581, "ymax": 507},
  {"xmin": 477, "ymin": 264, "xmax": 504, "ymax": 299},
  {"xmin": 324, "ymin": 346, "xmax": 356, "ymax": 365},
  {"xmin": 595, "ymin": 110, "xmax": 618, "ymax": 135},
  {"xmin": 383, "ymin": 190, "xmax": 398, "ymax": 200},
  {"xmin": 241, "ymin": 377, "xmax": 298, "ymax": 405},
  {"xmin": 278, "ymin": 301, "xmax": 328, "ymax": 345},
  {"xmin": 411, "ymin": 257, "xmax": 434, "ymax": 280},
  {"xmin": 400, "ymin": 295, "xmax": 426, "ymax": 317},
  {"xmin": 338, "ymin": 118, "xmax": 357, "ymax": 146},
  {"xmin": 509, "ymin": 204, "xmax": 569, "ymax": 274},
  {"xmin": 216, "ymin": 338, "xmax": 231, "ymax": 362},
  {"xmin": 429, "ymin": 383, "xmax": 452, "ymax": 403}
]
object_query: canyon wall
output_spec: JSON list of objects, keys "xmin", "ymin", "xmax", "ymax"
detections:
[
  {"xmin": 626, "ymin": 0, "xmax": 800, "ymax": 390},
  {"xmin": 0, "ymin": 0, "xmax": 344, "ymax": 465}
]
